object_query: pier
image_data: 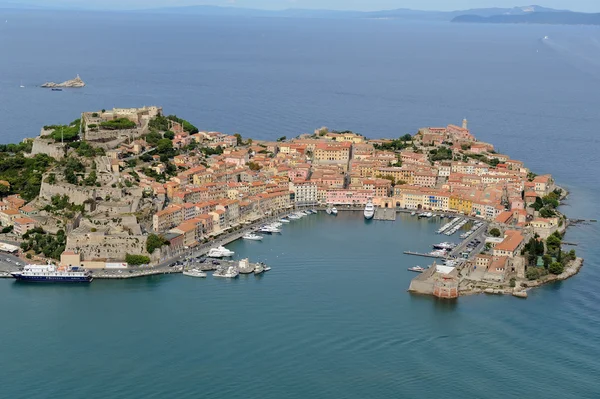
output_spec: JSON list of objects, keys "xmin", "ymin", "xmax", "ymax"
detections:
[
  {"xmin": 374, "ymin": 207, "xmax": 396, "ymax": 221},
  {"xmin": 403, "ymin": 251, "xmax": 447, "ymax": 259}
]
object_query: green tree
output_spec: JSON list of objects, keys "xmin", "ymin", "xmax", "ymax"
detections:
[
  {"xmin": 84, "ymin": 170, "xmax": 97, "ymax": 186},
  {"xmin": 234, "ymin": 133, "xmax": 243, "ymax": 146},
  {"xmin": 99, "ymin": 118, "xmax": 137, "ymax": 130},
  {"xmin": 157, "ymin": 138, "xmax": 174, "ymax": 154},
  {"xmin": 549, "ymin": 261, "xmax": 564, "ymax": 275},
  {"xmin": 277, "ymin": 136, "xmax": 287, "ymax": 142},
  {"xmin": 146, "ymin": 234, "xmax": 169, "ymax": 254},
  {"xmin": 542, "ymin": 254, "xmax": 552, "ymax": 268},
  {"xmin": 489, "ymin": 228, "xmax": 501, "ymax": 237},
  {"xmin": 126, "ymin": 254, "xmax": 151, "ymax": 265},
  {"xmin": 163, "ymin": 130, "xmax": 175, "ymax": 140}
]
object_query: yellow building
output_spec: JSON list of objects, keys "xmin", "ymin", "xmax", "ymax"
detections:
[
  {"xmin": 335, "ymin": 133, "xmax": 364, "ymax": 144},
  {"xmin": 376, "ymin": 167, "xmax": 414, "ymax": 185},
  {"xmin": 449, "ymin": 195, "xmax": 473, "ymax": 215}
]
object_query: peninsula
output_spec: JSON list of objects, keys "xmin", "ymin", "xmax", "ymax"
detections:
[
  {"xmin": 41, "ymin": 75, "xmax": 85, "ymax": 88},
  {"xmin": 0, "ymin": 107, "xmax": 583, "ymax": 297}
]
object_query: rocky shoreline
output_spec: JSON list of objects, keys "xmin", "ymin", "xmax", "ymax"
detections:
[{"xmin": 460, "ymin": 258, "xmax": 584, "ymax": 299}]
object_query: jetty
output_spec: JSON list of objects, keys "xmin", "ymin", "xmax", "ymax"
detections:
[
  {"xmin": 403, "ymin": 251, "xmax": 447, "ymax": 259},
  {"xmin": 374, "ymin": 207, "xmax": 396, "ymax": 221}
]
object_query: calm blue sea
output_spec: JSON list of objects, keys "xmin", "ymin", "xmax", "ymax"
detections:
[{"xmin": 0, "ymin": 10, "xmax": 598, "ymax": 398}]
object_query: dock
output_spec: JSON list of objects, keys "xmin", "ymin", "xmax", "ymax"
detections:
[
  {"xmin": 403, "ymin": 251, "xmax": 447, "ymax": 259},
  {"xmin": 374, "ymin": 207, "xmax": 396, "ymax": 221}
]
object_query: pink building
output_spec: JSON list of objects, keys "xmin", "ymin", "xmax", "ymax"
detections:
[
  {"xmin": 288, "ymin": 167, "xmax": 310, "ymax": 180},
  {"xmin": 326, "ymin": 189, "xmax": 374, "ymax": 205}
]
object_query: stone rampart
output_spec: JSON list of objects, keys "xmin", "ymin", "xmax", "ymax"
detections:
[
  {"xmin": 39, "ymin": 181, "xmax": 125, "ymax": 205},
  {"xmin": 31, "ymin": 137, "xmax": 66, "ymax": 160},
  {"xmin": 66, "ymin": 234, "xmax": 151, "ymax": 261}
]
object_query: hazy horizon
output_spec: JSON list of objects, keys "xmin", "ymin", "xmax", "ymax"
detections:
[{"xmin": 1, "ymin": 0, "xmax": 598, "ymax": 13}]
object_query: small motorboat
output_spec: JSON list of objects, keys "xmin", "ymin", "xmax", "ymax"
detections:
[
  {"xmin": 183, "ymin": 268, "xmax": 207, "ymax": 278},
  {"xmin": 51, "ymin": 88, "xmax": 63, "ymax": 91},
  {"xmin": 279, "ymin": 218, "xmax": 290, "ymax": 223},
  {"xmin": 243, "ymin": 233, "xmax": 263, "ymax": 241},
  {"xmin": 408, "ymin": 266, "xmax": 426, "ymax": 273},
  {"xmin": 331, "ymin": 207, "xmax": 338, "ymax": 215}
]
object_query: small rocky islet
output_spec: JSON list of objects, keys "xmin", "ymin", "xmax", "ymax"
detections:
[{"xmin": 41, "ymin": 75, "xmax": 85, "ymax": 88}]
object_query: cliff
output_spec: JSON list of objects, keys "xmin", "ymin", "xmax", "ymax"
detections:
[{"xmin": 41, "ymin": 75, "xmax": 85, "ymax": 88}]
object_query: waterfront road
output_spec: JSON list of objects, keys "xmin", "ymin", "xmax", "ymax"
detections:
[{"xmin": 449, "ymin": 222, "xmax": 488, "ymax": 259}]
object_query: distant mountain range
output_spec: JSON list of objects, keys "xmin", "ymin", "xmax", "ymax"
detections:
[
  {"xmin": 452, "ymin": 11, "xmax": 600, "ymax": 26},
  {"xmin": 145, "ymin": 5, "xmax": 568, "ymax": 21},
  {"xmin": 143, "ymin": 5, "xmax": 600, "ymax": 26},
  {"xmin": 1, "ymin": 3, "xmax": 598, "ymax": 26}
]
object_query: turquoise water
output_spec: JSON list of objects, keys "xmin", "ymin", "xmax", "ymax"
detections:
[
  {"xmin": 0, "ymin": 11, "xmax": 599, "ymax": 398},
  {"xmin": 1, "ymin": 212, "xmax": 598, "ymax": 398}
]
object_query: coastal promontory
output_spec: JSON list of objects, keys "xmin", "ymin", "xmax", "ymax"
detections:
[{"xmin": 41, "ymin": 75, "xmax": 85, "ymax": 88}]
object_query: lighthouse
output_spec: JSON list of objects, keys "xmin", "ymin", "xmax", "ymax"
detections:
[{"xmin": 462, "ymin": 118, "xmax": 468, "ymax": 129}]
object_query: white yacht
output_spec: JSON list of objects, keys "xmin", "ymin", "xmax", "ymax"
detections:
[
  {"xmin": 279, "ymin": 218, "xmax": 290, "ymax": 223},
  {"xmin": 207, "ymin": 246, "xmax": 235, "ymax": 258},
  {"xmin": 331, "ymin": 207, "xmax": 338, "ymax": 215},
  {"xmin": 183, "ymin": 268, "xmax": 207, "ymax": 278},
  {"xmin": 259, "ymin": 225, "xmax": 281, "ymax": 234},
  {"xmin": 326, "ymin": 207, "xmax": 332, "ymax": 215},
  {"xmin": 364, "ymin": 201, "xmax": 375, "ymax": 220},
  {"xmin": 433, "ymin": 242, "xmax": 456, "ymax": 250},
  {"xmin": 243, "ymin": 233, "xmax": 263, "ymax": 241},
  {"xmin": 213, "ymin": 266, "xmax": 239, "ymax": 278},
  {"xmin": 270, "ymin": 221, "xmax": 283, "ymax": 228},
  {"xmin": 288, "ymin": 213, "xmax": 301, "ymax": 220}
]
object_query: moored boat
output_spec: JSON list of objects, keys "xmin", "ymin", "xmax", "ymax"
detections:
[
  {"xmin": 183, "ymin": 268, "xmax": 207, "ymax": 278},
  {"xmin": 408, "ymin": 266, "xmax": 426, "ymax": 273},
  {"xmin": 213, "ymin": 266, "xmax": 239, "ymax": 278},
  {"xmin": 11, "ymin": 263, "xmax": 92, "ymax": 283},
  {"xmin": 207, "ymin": 246, "xmax": 235, "ymax": 258},
  {"xmin": 243, "ymin": 233, "xmax": 263, "ymax": 241},
  {"xmin": 331, "ymin": 207, "xmax": 338, "ymax": 215},
  {"xmin": 364, "ymin": 201, "xmax": 375, "ymax": 220}
]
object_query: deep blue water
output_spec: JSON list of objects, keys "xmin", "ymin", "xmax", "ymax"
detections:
[{"xmin": 0, "ymin": 11, "xmax": 599, "ymax": 398}]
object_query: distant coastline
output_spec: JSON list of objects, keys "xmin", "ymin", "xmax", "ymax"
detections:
[{"xmin": 452, "ymin": 12, "xmax": 600, "ymax": 26}]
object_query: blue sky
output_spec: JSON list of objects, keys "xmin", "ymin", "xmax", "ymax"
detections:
[{"xmin": 7, "ymin": 0, "xmax": 598, "ymax": 12}]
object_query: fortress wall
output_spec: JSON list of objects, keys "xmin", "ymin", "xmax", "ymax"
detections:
[
  {"xmin": 31, "ymin": 138, "xmax": 66, "ymax": 160},
  {"xmin": 66, "ymin": 234, "xmax": 151, "ymax": 262},
  {"xmin": 39, "ymin": 181, "xmax": 125, "ymax": 205}
]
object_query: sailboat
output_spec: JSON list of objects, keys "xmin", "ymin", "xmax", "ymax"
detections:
[{"xmin": 19, "ymin": 81, "xmax": 24, "ymax": 88}]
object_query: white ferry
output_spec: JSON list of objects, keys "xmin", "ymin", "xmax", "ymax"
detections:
[
  {"xmin": 11, "ymin": 263, "xmax": 93, "ymax": 283},
  {"xmin": 364, "ymin": 201, "xmax": 375, "ymax": 220}
]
